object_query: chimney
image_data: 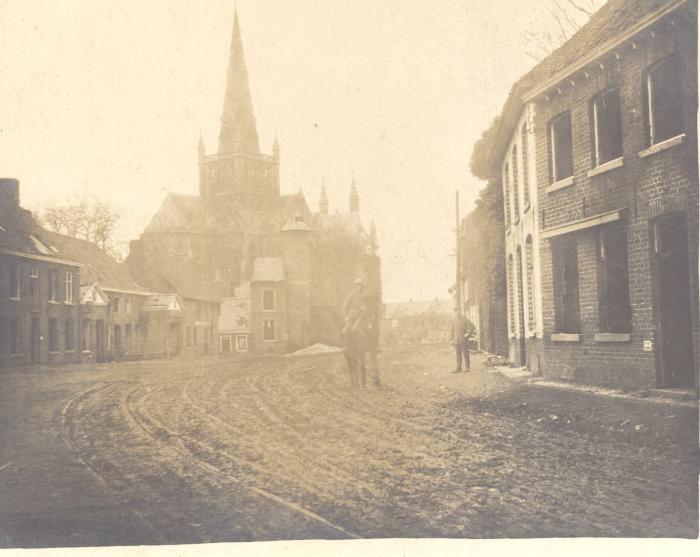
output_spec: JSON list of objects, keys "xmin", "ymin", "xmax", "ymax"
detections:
[{"xmin": 0, "ymin": 178, "xmax": 20, "ymax": 211}]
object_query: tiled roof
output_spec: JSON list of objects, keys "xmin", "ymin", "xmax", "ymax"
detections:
[
  {"xmin": 39, "ymin": 230, "xmax": 150, "ymax": 293},
  {"xmin": 480, "ymin": 0, "xmax": 683, "ymax": 172}
]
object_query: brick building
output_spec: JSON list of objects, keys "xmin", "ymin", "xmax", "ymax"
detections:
[
  {"xmin": 0, "ymin": 179, "xmax": 82, "ymax": 367},
  {"xmin": 125, "ymin": 10, "xmax": 381, "ymax": 355},
  {"xmin": 475, "ymin": 0, "xmax": 698, "ymax": 390},
  {"xmin": 1, "ymin": 178, "xmax": 195, "ymax": 367}
]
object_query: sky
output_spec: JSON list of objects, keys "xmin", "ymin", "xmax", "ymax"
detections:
[{"xmin": 0, "ymin": 0, "xmax": 596, "ymax": 303}]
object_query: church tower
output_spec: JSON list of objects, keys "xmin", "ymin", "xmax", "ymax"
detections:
[{"xmin": 198, "ymin": 9, "xmax": 280, "ymax": 201}]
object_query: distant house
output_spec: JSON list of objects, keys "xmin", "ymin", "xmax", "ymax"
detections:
[{"xmin": 383, "ymin": 299, "xmax": 453, "ymax": 345}]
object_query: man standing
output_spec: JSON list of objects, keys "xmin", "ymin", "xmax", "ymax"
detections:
[
  {"xmin": 342, "ymin": 278, "xmax": 366, "ymax": 336},
  {"xmin": 451, "ymin": 306, "xmax": 476, "ymax": 373}
]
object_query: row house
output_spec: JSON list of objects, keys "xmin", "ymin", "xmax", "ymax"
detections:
[
  {"xmin": 476, "ymin": 0, "xmax": 698, "ymax": 391},
  {"xmin": 0, "ymin": 179, "xmax": 82, "ymax": 367},
  {"xmin": 0, "ymin": 178, "xmax": 199, "ymax": 368}
]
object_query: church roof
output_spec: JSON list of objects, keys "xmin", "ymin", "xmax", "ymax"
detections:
[{"xmin": 312, "ymin": 211, "xmax": 367, "ymax": 237}]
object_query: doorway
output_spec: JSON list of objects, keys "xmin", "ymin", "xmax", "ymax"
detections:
[
  {"xmin": 516, "ymin": 246, "xmax": 527, "ymax": 366},
  {"xmin": 31, "ymin": 317, "xmax": 40, "ymax": 364},
  {"xmin": 95, "ymin": 320, "xmax": 105, "ymax": 363},
  {"xmin": 654, "ymin": 214, "xmax": 695, "ymax": 388}
]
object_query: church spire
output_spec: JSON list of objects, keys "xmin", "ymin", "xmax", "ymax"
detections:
[
  {"xmin": 349, "ymin": 172, "xmax": 360, "ymax": 213},
  {"xmin": 218, "ymin": 9, "xmax": 260, "ymax": 155},
  {"xmin": 319, "ymin": 177, "xmax": 329, "ymax": 215}
]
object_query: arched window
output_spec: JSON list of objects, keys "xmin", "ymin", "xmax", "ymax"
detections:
[
  {"xmin": 525, "ymin": 235, "xmax": 535, "ymax": 331},
  {"xmin": 508, "ymin": 254, "xmax": 516, "ymax": 333},
  {"xmin": 521, "ymin": 124, "xmax": 530, "ymax": 208},
  {"xmin": 511, "ymin": 145, "xmax": 520, "ymax": 217},
  {"xmin": 503, "ymin": 163, "xmax": 511, "ymax": 227}
]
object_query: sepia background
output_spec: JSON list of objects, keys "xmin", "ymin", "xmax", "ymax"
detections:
[{"xmin": 0, "ymin": 0, "xmax": 602, "ymax": 302}]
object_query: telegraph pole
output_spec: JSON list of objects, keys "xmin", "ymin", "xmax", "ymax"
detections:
[{"xmin": 455, "ymin": 190, "xmax": 462, "ymax": 312}]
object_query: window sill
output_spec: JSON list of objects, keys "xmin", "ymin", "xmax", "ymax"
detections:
[
  {"xmin": 551, "ymin": 333, "xmax": 581, "ymax": 342},
  {"xmin": 587, "ymin": 156, "xmax": 624, "ymax": 178},
  {"xmin": 594, "ymin": 333, "xmax": 631, "ymax": 343},
  {"xmin": 546, "ymin": 176, "xmax": 574, "ymax": 194},
  {"xmin": 48, "ymin": 351, "xmax": 60, "ymax": 355},
  {"xmin": 10, "ymin": 353, "xmax": 26, "ymax": 358},
  {"xmin": 81, "ymin": 350, "xmax": 92, "ymax": 354},
  {"xmin": 48, "ymin": 300, "xmax": 59, "ymax": 305},
  {"xmin": 64, "ymin": 302, "xmax": 74, "ymax": 306},
  {"xmin": 9, "ymin": 297, "xmax": 20, "ymax": 302},
  {"xmin": 639, "ymin": 133, "xmax": 685, "ymax": 158},
  {"xmin": 65, "ymin": 350, "xmax": 76, "ymax": 354}
]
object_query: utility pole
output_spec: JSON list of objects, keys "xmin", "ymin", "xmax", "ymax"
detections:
[{"xmin": 455, "ymin": 190, "xmax": 462, "ymax": 312}]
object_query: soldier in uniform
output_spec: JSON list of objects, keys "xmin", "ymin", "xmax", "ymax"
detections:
[{"xmin": 450, "ymin": 306, "xmax": 476, "ymax": 373}]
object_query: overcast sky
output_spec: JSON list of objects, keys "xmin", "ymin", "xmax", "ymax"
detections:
[{"xmin": 0, "ymin": 0, "xmax": 596, "ymax": 303}]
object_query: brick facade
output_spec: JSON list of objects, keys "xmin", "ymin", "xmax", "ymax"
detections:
[{"xmin": 479, "ymin": 0, "xmax": 698, "ymax": 391}]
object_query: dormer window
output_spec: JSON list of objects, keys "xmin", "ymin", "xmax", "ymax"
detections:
[{"xmin": 549, "ymin": 112, "xmax": 573, "ymax": 182}]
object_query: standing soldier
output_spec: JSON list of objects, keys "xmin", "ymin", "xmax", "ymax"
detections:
[
  {"xmin": 363, "ymin": 291, "xmax": 381, "ymax": 387},
  {"xmin": 450, "ymin": 306, "xmax": 476, "ymax": 373}
]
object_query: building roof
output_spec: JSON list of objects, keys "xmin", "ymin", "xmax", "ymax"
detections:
[
  {"xmin": 0, "ymin": 207, "xmax": 77, "ymax": 264},
  {"xmin": 39, "ymin": 230, "xmax": 150, "ymax": 293},
  {"xmin": 477, "ymin": 0, "xmax": 685, "ymax": 174},
  {"xmin": 251, "ymin": 257, "xmax": 285, "ymax": 282},
  {"xmin": 384, "ymin": 299, "xmax": 454, "ymax": 320},
  {"xmin": 141, "ymin": 293, "xmax": 184, "ymax": 312}
]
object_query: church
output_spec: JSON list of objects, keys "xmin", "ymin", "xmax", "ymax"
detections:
[{"xmin": 125, "ymin": 10, "xmax": 381, "ymax": 355}]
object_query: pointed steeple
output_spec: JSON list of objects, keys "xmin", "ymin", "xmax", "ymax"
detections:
[
  {"xmin": 218, "ymin": 9, "xmax": 260, "ymax": 155},
  {"xmin": 272, "ymin": 132, "xmax": 280, "ymax": 160},
  {"xmin": 349, "ymin": 172, "xmax": 360, "ymax": 213},
  {"xmin": 319, "ymin": 178, "xmax": 329, "ymax": 215}
]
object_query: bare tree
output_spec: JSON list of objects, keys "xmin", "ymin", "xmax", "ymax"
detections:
[
  {"xmin": 523, "ymin": 0, "xmax": 605, "ymax": 62},
  {"xmin": 35, "ymin": 196, "xmax": 124, "ymax": 260}
]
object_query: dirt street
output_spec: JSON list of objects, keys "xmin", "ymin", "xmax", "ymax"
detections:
[{"xmin": 0, "ymin": 344, "xmax": 697, "ymax": 547}]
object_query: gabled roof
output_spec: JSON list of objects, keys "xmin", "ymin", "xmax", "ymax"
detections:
[
  {"xmin": 39, "ymin": 230, "xmax": 150, "ymax": 293},
  {"xmin": 478, "ymin": 0, "xmax": 685, "ymax": 174},
  {"xmin": 142, "ymin": 293, "xmax": 184, "ymax": 312},
  {"xmin": 80, "ymin": 283, "xmax": 110, "ymax": 305},
  {"xmin": 144, "ymin": 193, "xmax": 203, "ymax": 234},
  {"xmin": 0, "ymin": 207, "xmax": 76, "ymax": 264}
]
